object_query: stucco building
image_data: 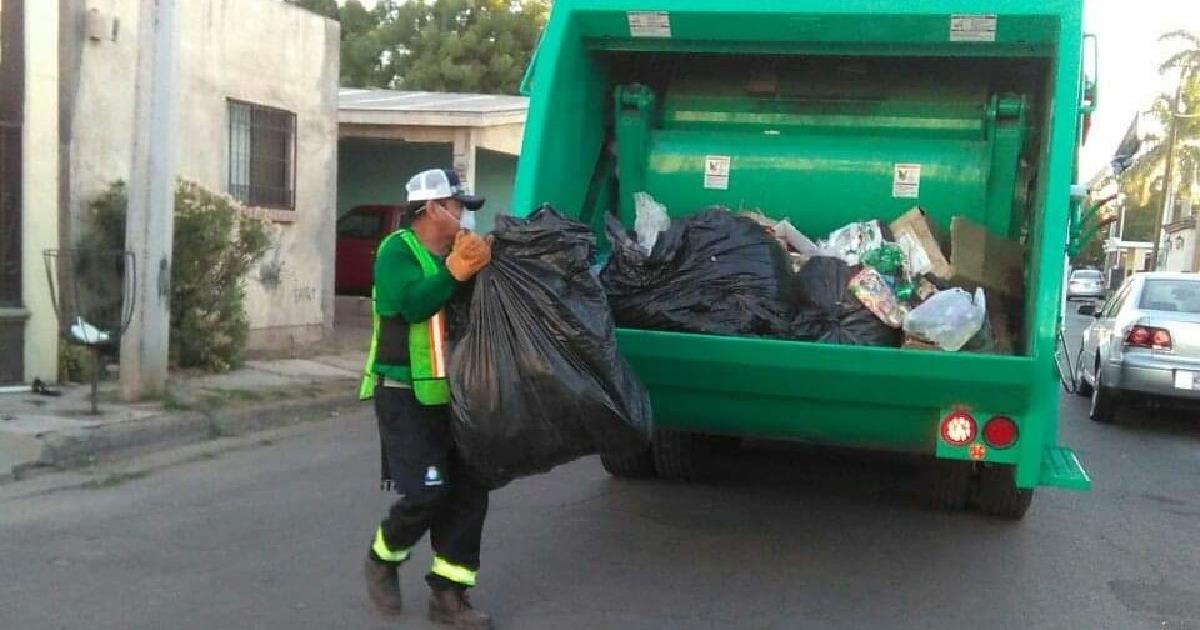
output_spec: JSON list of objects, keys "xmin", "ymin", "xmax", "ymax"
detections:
[
  {"xmin": 0, "ymin": 0, "xmax": 339, "ymax": 385},
  {"xmin": 338, "ymin": 89, "xmax": 527, "ymax": 233}
]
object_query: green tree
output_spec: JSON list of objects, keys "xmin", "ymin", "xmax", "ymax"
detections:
[
  {"xmin": 1119, "ymin": 31, "xmax": 1200, "ymax": 234},
  {"xmin": 343, "ymin": 0, "xmax": 549, "ymax": 94},
  {"xmin": 79, "ymin": 181, "xmax": 272, "ymax": 373}
]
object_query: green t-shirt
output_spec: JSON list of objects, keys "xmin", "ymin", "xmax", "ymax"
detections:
[{"xmin": 372, "ymin": 231, "xmax": 457, "ymax": 380}]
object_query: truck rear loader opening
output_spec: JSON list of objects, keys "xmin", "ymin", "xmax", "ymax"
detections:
[{"xmin": 512, "ymin": 2, "xmax": 1093, "ymax": 519}]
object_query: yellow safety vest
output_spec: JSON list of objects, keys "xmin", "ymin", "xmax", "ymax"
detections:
[{"xmin": 358, "ymin": 230, "xmax": 451, "ymax": 406}]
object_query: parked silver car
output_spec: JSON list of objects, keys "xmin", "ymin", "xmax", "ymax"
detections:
[
  {"xmin": 1075, "ymin": 272, "xmax": 1200, "ymax": 422},
  {"xmin": 1066, "ymin": 268, "xmax": 1106, "ymax": 301}
]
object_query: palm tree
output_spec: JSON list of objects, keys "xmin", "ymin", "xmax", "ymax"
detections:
[{"xmin": 1121, "ymin": 31, "xmax": 1200, "ymax": 222}]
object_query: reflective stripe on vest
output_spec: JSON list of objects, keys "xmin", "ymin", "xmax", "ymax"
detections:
[
  {"xmin": 430, "ymin": 555, "xmax": 477, "ymax": 587},
  {"xmin": 358, "ymin": 230, "xmax": 451, "ymax": 405}
]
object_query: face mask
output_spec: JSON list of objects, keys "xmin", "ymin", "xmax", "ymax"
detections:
[{"xmin": 458, "ymin": 210, "xmax": 477, "ymax": 233}]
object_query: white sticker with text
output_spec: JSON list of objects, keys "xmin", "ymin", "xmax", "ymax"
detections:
[
  {"xmin": 950, "ymin": 14, "xmax": 997, "ymax": 42},
  {"xmin": 893, "ymin": 163, "xmax": 922, "ymax": 198},
  {"xmin": 628, "ymin": 11, "xmax": 671, "ymax": 38},
  {"xmin": 704, "ymin": 155, "xmax": 731, "ymax": 190}
]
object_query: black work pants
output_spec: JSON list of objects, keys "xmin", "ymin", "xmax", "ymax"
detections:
[{"xmin": 372, "ymin": 385, "xmax": 489, "ymax": 591}]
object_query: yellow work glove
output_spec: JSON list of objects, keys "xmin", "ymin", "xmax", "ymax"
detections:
[{"xmin": 446, "ymin": 231, "xmax": 493, "ymax": 281}]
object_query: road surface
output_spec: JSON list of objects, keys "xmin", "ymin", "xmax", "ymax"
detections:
[{"xmin": 2, "ymin": 312, "xmax": 1198, "ymax": 629}]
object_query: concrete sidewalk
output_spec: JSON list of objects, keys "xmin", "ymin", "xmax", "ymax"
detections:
[{"xmin": 1, "ymin": 335, "xmax": 369, "ymax": 485}]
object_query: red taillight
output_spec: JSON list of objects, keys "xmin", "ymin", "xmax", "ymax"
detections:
[
  {"xmin": 940, "ymin": 411, "xmax": 976, "ymax": 446},
  {"xmin": 1125, "ymin": 326, "xmax": 1173, "ymax": 350},
  {"xmin": 983, "ymin": 416, "xmax": 1018, "ymax": 449}
]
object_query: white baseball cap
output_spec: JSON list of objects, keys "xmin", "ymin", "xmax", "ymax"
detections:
[{"xmin": 405, "ymin": 168, "xmax": 485, "ymax": 210}]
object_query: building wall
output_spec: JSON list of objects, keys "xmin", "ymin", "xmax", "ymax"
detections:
[
  {"xmin": 338, "ymin": 138, "xmax": 517, "ymax": 233},
  {"xmin": 1162, "ymin": 229, "xmax": 1196, "ymax": 273},
  {"xmin": 337, "ymin": 139, "xmax": 450, "ymax": 215},
  {"xmin": 66, "ymin": 0, "xmax": 339, "ymax": 354},
  {"xmin": 179, "ymin": 0, "xmax": 339, "ymax": 351},
  {"xmin": 476, "ymin": 148, "xmax": 518, "ymax": 224},
  {"xmin": 22, "ymin": 0, "xmax": 60, "ymax": 383}
]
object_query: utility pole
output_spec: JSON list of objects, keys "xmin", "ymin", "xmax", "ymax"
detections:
[
  {"xmin": 120, "ymin": 0, "xmax": 179, "ymax": 400},
  {"xmin": 1150, "ymin": 76, "xmax": 1185, "ymax": 271}
]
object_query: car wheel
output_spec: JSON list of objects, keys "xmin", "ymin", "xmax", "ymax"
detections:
[
  {"xmin": 976, "ymin": 464, "xmax": 1033, "ymax": 520},
  {"xmin": 1073, "ymin": 358, "xmax": 1093, "ymax": 397},
  {"xmin": 1090, "ymin": 366, "xmax": 1118, "ymax": 423}
]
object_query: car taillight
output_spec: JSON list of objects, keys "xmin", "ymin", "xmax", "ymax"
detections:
[
  {"xmin": 1125, "ymin": 326, "xmax": 1173, "ymax": 351},
  {"xmin": 983, "ymin": 416, "xmax": 1018, "ymax": 449},
  {"xmin": 940, "ymin": 411, "xmax": 976, "ymax": 446}
]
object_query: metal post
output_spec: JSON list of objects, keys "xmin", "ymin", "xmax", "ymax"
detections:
[
  {"xmin": 120, "ymin": 0, "xmax": 179, "ymax": 400},
  {"xmin": 1150, "ymin": 79, "xmax": 1184, "ymax": 271}
]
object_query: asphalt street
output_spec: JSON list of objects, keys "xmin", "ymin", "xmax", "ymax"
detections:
[{"xmin": 1, "ymin": 311, "xmax": 1199, "ymax": 630}]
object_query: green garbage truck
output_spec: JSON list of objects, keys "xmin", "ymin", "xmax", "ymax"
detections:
[{"xmin": 512, "ymin": 0, "xmax": 1093, "ymax": 518}]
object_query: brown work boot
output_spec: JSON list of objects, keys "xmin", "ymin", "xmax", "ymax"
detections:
[
  {"xmin": 428, "ymin": 589, "xmax": 494, "ymax": 629},
  {"xmin": 363, "ymin": 554, "xmax": 403, "ymax": 615}
]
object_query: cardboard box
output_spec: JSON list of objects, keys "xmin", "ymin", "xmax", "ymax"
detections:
[
  {"xmin": 902, "ymin": 335, "xmax": 942, "ymax": 351},
  {"xmin": 889, "ymin": 207, "xmax": 953, "ymax": 280},
  {"xmin": 950, "ymin": 216, "xmax": 1025, "ymax": 299}
]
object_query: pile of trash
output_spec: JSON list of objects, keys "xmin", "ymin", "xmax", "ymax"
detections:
[
  {"xmin": 601, "ymin": 193, "xmax": 1022, "ymax": 353},
  {"xmin": 449, "ymin": 206, "xmax": 653, "ymax": 489},
  {"xmin": 602, "ymin": 205, "xmax": 795, "ymax": 337}
]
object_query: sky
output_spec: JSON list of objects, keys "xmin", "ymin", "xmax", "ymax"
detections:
[
  {"xmin": 1081, "ymin": 1, "xmax": 1200, "ymax": 178},
  {"xmin": 341, "ymin": 1, "xmax": 1198, "ymax": 178}
]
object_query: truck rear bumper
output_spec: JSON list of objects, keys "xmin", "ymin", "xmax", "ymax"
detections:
[
  {"xmin": 1103, "ymin": 360, "xmax": 1200, "ymax": 401},
  {"xmin": 618, "ymin": 328, "xmax": 1035, "ymax": 450},
  {"xmin": 618, "ymin": 328, "xmax": 1089, "ymax": 491}
]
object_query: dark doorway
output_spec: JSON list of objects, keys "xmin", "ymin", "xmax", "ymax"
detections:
[{"xmin": 1, "ymin": 0, "xmax": 26, "ymax": 383}]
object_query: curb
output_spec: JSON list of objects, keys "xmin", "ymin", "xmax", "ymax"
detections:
[{"xmin": 7, "ymin": 380, "xmax": 363, "ymax": 481}]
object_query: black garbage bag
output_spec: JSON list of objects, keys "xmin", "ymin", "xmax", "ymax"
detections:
[
  {"xmin": 601, "ymin": 208, "xmax": 795, "ymax": 336},
  {"xmin": 792, "ymin": 256, "xmax": 901, "ymax": 347},
  {"xmin": 448, "ymin": 205, "xmax": 652, "ymax": 490}
]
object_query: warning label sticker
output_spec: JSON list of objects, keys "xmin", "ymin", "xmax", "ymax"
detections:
[
  {"xmin": 950, "ymin": 14, "xmax": 997, "ymax": 42},
  {"xmin": 704, "ymin": 155, "xmax": 731, "ymax": 190},
  {"xmin": 628, "ymin": 11, "xmax": 672, "ymax": 38},
  {"xmin": 892, "ymin": 163, "xmax": 922, "ymax": 198}
]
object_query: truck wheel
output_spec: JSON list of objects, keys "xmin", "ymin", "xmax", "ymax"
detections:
[
  {"xmin": 976, "ymin": 465, "xmax": 1033, "ymax": 519},
  {"xmin": 600, "ymin": 447, "xmax": 656, "ymax": 479},
  {"xmin": 928, "ymin": 460, "xmax": 974, "ymax": 511},
  {"xmin": 652, "ymin": 429, "xmax": 709, "ymax": 482},
  {"xmin": 1089, "ymin": 368, "xmax": 1118, "ymax": 423},
  {"xmin": 706, "ymin": 435, "xmax": 743, "ymax": 456}
]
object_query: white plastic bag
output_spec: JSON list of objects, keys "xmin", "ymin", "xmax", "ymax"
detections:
[
  {"xmin": 774, "ymin": 218, "xmax": 821, "ymax": 256},
  {"xmin": 903, "ymin": 287, "xmax": 986, "ymax": 352},
  {"xmin": 70, "ymin": 316, "xmax": 110, "ymax": 344},
  {"xmin": 633, "ymin": 192, "xmax": 670, "ymax": 255},
  {"xmin": 822, "ymin": 220, "xmax": 883, "ymax": 266}
]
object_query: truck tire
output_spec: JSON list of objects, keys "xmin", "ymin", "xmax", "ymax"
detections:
[
  {"xmin": 600, "ymin": 448, "xmax": 656, "ymax": 479},
  {"xmin": 928, "ymin": 460, "xmax": 974, "ymax": 511},
  {"xmin": 652, "ymin": 429, "xmax": 708, "ymax": 482},
  {"xmin": 976, "ymin": 465, "xmax": 1033, "ymax": 519},
  {"xmin": 1089, "ymin": 367, "xmax": 1118, "ymax": 423}
]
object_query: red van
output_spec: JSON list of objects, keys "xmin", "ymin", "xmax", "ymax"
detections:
[{"xmin": 335, "ymin": 205, "xmax": 405, "ymax": 296}]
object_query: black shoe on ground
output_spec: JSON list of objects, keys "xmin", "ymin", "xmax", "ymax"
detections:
[
  {"xmin": 363, "ymin": 554, "xmax": 403, "ymax": 616},
  {"xmin": 428, "ymin": 589, "xmax": 494, "ymax": 629}
]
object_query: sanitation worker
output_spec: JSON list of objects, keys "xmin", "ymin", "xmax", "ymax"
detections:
[{"xmin": 358, "ymin": 168, "xmax": 494, "ymax": 629}]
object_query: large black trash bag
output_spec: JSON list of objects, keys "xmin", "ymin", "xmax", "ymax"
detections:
[
  {"xmin": 792, "ymin": 256, "xmax": 901, "ymax": 347},
  {"xmin": 600, "ymin": 208, "xmax": 795, "ymax": 336},
  {"xmin": 448, "ymin": 205, "xmax": 652, "ymax": 489}
]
